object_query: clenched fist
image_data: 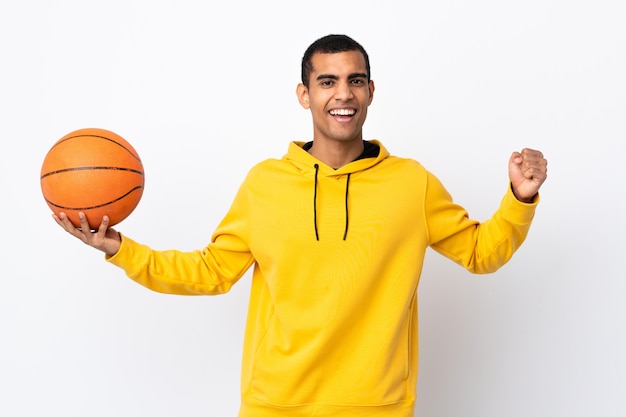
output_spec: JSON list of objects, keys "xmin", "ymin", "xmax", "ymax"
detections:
[{"xmin": 509, "ymin": 148, "xmax": 548, "ymax": 203}]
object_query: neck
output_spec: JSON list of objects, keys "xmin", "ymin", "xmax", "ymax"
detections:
[{"xmin": 307, "ymin": 139, "xmax": 364, "ymax": 169}]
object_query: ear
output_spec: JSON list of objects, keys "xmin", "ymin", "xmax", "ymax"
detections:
[
  {"xmin": 296, "ymin": 83, "xmax": 310, "ymax": 109},
  {"xmin": 367, "ymin": 80, "xmax": 375, "ymax": 106}
]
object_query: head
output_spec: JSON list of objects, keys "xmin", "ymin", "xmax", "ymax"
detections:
[
  {"xmin": 296, "ymin": 34, "xmax": 375, "ymax": 147},
  {"xmin": 301, "ymin": 34, "xmax": 371, "ymax": 89}
]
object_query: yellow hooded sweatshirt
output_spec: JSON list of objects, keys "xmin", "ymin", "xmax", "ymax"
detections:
[{"xmin": 107, "ymin": 140, "xmax": 538, "ymax": 417}]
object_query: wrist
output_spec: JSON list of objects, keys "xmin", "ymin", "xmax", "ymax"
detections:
[{"xmin": 510, "ymin": 183, "xmax": 536, "ymax": 203}]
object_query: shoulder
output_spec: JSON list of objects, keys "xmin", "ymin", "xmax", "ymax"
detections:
[
  {"xmin": 380, "ymin": 155, "xmax": 429, "ymax": 176},
  {"xmin": 242, "ymin": 158, "xmax": 294, "ymax": 185}
]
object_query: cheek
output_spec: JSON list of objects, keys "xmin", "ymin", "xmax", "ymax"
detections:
[
  {"xmin": 358, "ymin": 107, "xmax": 368, "ymax": 121},
  {"xmin": 311, "ymin": 102, "xmax": 328, "ymax": 117}
]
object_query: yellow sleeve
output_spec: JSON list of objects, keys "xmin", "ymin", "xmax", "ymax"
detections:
[
  {"xmin": 105, "ymin": 181, "xmax": 255, "ymax": 295},
  {"xmin": 426, "ymin": 172, "xmax": 538, "ymax": 274}
]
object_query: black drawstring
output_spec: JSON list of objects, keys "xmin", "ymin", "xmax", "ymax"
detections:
[
  {"xmin": 312, "ymin": 165, "xmax": 351, "ymax": 241},
  {"xmin": 343, "ymin": 173, "xmax": 351, "ymax": 240},
  {"xmin": 313, "ymin": 164, "xmax": 320, "ymax": 241}
]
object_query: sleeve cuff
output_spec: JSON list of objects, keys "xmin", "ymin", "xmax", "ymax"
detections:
[
  {"xmin": 501, "ymin": 184, "xmax": 539, "ymax": 225},
  {"xmin": 104, "ymin": 233, "xmax": 150, "ymax": 277}
]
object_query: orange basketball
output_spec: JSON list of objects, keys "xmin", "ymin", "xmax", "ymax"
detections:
[{"xmin": 40, "ymin": 128, "xmax": 145, "ymax": 230}]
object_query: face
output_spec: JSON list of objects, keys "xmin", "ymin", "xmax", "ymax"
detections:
[{"xmin": 297, "ymin": 51, "xmax": 375, "ymax": 145}]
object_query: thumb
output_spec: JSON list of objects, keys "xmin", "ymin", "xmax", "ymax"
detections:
[
  {"xmin": 508, "ymin": 151, "xmax": 523, "ymax": 179},
  {"xmin": 510, "ymin": 151, "xmax": 523, "ymax": 166}
]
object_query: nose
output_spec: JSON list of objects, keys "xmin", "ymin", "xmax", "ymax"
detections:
[{"xmin": 334, "ymin": 81, "xmax": 353, "ymax": 101}]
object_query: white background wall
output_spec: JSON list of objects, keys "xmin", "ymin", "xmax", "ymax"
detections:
[{"xmin": 1, "ymin": 1, "xmax": 624, "ymax": 416}]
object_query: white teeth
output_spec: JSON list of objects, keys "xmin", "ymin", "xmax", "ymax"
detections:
[{"xmin": 330, "ymin": 109, "xmax": 355, "ymax": 116}]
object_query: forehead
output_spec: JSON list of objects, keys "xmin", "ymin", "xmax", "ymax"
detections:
[{"xmin": 310, "ymin": 50, "xmax": 367, "ymax": 77}]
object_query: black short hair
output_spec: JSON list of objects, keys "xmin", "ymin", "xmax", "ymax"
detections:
[{"xmin": 301, "ymin": 34, "xmax": 371, "ymax": 88}]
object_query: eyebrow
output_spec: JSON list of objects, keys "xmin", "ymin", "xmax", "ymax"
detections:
[{"xmin": 316, "ymin": 72, "xmax": 368, "ymax": 81}]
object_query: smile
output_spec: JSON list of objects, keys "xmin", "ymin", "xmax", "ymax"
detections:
[{"xmin": 329, "ymin": 109, "xmax": 356, "ymax": 116}]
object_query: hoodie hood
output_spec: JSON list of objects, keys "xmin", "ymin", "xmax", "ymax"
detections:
[
  {"xmin": 284, "ymin": 140, "xmax": 390, "ymax": 177},
  {"xmin": 283, "ymin": 140, "xmax": 390, "ymax": 240}
]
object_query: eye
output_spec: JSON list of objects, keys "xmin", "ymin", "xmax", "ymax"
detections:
[
  {"xmin": 320, "ymin": 80, "xmax": 334, "ymax": 87},
  {"xmin": 351, "ymin": 78, "xmax": 365, "ymax": 85}
]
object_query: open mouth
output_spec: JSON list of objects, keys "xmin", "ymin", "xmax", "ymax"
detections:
[{"xmin": 329, "ymin": 109, "xmax": 356, "ymax": 117}]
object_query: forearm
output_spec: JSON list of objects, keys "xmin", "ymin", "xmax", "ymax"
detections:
[
  {"xmin": 429, "ymin": 186, "xmax": 538, "ymax": 274},
  {"xmin": 106, "ymin": 234, "xmax": 254, "ymax": 295}
]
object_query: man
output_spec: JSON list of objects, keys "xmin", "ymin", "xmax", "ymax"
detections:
[{"xmin": 55, "ymin": 34, "xmax": 547, "ymax": 417}]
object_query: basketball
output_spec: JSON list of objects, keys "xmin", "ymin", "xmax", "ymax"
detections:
[{"xmin": 40, "ymin": 128, "xmax": 145, "ymax": 230}]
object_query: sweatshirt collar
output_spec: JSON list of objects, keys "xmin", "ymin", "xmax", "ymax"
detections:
[{"xmin": 285, "ymin": 140, "xmax": 389, "ymax": 176}]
